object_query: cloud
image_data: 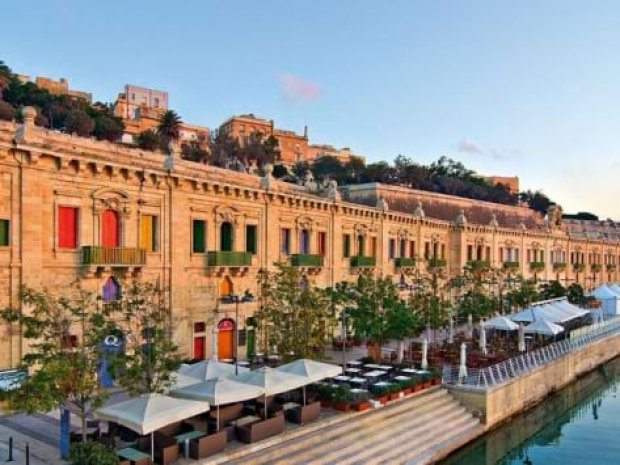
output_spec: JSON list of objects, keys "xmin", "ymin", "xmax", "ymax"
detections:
[
  {"xmin": 456, "ymin": 138, "xmax": 511, "ymax": 160},
  {"xmin": 276, "ymin": 73, "xmax": 323, "ymax": 102}
]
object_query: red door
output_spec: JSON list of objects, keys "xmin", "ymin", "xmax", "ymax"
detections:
[
  {"xmin": 101, "ymin": 210, "xmax": 119, "ymax": 247},
  {"xmin": 193, "ymin": 336, "xmax": 205, "ymax": 360}
]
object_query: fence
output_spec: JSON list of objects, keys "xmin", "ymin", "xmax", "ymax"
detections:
[{"xmin": 443, "ymin": 316, "xmax": 620, "ymax": 390}]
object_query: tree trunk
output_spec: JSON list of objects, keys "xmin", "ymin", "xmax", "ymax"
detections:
[{"xmin": 397, "ymin": 340, "xmax": 404, "ymax": 363}]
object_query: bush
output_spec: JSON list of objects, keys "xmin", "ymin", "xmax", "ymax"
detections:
[
  {"xmin": 332, "ymin": 383, "xmax": 354, "ymax": 404},
  {"xmin": 0, "ymin": 100, "xmax": 15, "ymax": 121},
  {"xmin": 69, "ymin": 442, "xmax": 118, "ymax": 465},
  {"xmin": 360, "ymin": 356, "xmax": 375, "ymax": 364},
  {"xmin": 369, "ymin": 383, "xmax": 390, "ymax": 397},
  {"xmin": 65, "ymin": 109, "xmax": 95, "ymax": 137}
]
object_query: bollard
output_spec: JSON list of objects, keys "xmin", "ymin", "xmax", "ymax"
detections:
[
  {"xmin": 7, "ymin": 436, "xmax": 13, "ymax": 461},
  {"xmin": 25, "ymin": 443, "xmax": 29, "ymax": 465}
]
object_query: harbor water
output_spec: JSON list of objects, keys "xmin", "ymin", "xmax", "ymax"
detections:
[{"xmin": 440, "ymin": 356, "xmax": 620, "ymax": 465}]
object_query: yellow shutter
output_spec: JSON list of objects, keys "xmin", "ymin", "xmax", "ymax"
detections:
[{"xmin": 140, "ymin": 215, "xmax": 153, "ymax": 252}]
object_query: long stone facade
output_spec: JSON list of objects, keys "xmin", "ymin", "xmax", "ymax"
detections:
[{"xmin": 1, "ymin": 108, "xmax": 619, "ymax": 370}]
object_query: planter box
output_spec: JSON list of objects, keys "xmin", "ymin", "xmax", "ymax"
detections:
[
  {"xmin": 320, "ymin": 399, "xmax": 332, "ymax": 408},
  {"xmin": 334, "ymin": 403, "xmax": 351, "ymax": 412},
  {"xmin": 402, "ymin": 388, "xmax": 412, "ymax": 395},
  {"xmin": 388, "ymin": 392, "xmax": 401, "ymax": 401},
  {"xmin": 432, "ymin": 378, "xmax": 442, "ymax": 386},
  {"xmin": 422, "ymin": 381, "xmax": 432, "ymax": 389},
  {"xmin": 376, "ymin": 395, "xmax": 389, "ymax": 405},
  {"xmin": 353, "ymin": 401, "xmax": 372, "ymax": 412},
  {"xmin": 413, "ymin": 384, "xmax": 423, "ymax": 392}
]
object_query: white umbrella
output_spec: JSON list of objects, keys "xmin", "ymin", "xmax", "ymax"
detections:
[
  {"xmin": 458, "ymin": 343, "xmax": 468, "ymax": 383},
  {"xmin": 421, "ymin": 337, "xmax": 429, "ymax": 370},
  {"xmin": 170, "ymin": 377, "xmax": 264, "ymax": 431},
  {"xmin": 448, "ymin": 318, "xmax": 454, "ymax": 344},
  {"xmin": 167, "ymin": 372, "xmax": 201, "ymax": 391},
  {"xmin": 95, "ymin": 393, "xmax": 209, "ymax": 460},
  {"xmin": 483, "ymin": 316, "xmax": 519, "ymax": 331},
  {"xmin": 179, "ymin": 359, "xmax": 249, "ymax": 381},
  {"xmin": 277, "ymin": 359, "xmax": 342, "ymax": 405},
  {"xmin": 518, "ymin": 323, "xmax": 526, "ymax": 352},
  {"xmin": 466, "ymin": 314, "xmax": 473, "ymax": 339},
  {"xmin": 524, "ymin": 319, "xmax": 564, "ymax": 336},
  {"xmin": 479, "ymin": 323, "xmax": 487, "ymax": 355}
]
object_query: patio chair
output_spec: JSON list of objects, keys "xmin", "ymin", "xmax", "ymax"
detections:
[
  {"xmin": 235, "ymin": 414, "xmax": 285, "ymax": 444},
  {"xmin": 188, "ymin": 430, "xmax": 227, "ymax": 459},
  {"xmin": 285, "ymin": 401, "xmax": 321, "ymax": 425}
]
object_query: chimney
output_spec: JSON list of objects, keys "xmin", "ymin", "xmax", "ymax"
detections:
[{"xmin": 303, "ymin": 125, "xmax": 308, "ymax": 139}]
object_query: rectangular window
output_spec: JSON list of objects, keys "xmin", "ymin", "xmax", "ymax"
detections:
[
  {"xmin": 0, "ymin": 219, "xmax": 9, "ymax": 247},
  {"xmin": 246, "ymin": 225, "xmax": 257, "ymax": 254},
  {"xmin": 441, "ymin": 244, "xmax": 446, "ymax": 259},
  {"xmin": 409, "ymin": 241, "xmax": 415, "ymax": 258},
  {"xmin": 527, "ymin": 249, "xmax": 531, "ymax": 263},
  {"xmin": 343, "ymin": 234, "xmax": 351, "ymax": 258},
  {"xmin": 425, "ymin": 242, "xmax": 431, "ymax": 259},
  {"xmin": 140, "ymin": 215, "xmax": 159, "ymax": 252},
  {"xmin": 515, "ymin": 249, "xmax": 520, "ymax": 262},
  {"xmin": 499, "ymin": 247, "xmax": 504, "ymax": 262},
  {"xmin": 281, "ymin": 228, "xmax": 291, "ymax": 255},
  {"xmin": 58, "ymin": 206, "xmax": 78, "ymax": 249},
  {"xmin": 370, "ymin": 237, "xmax": 377, "ymax": 257},
  {"xmin": 389, "ymin": 239, "xmax": 396, "ymax": 259},
  {"xmin": 467, "ymin": 245, "xmax": 473, "ymax": 261},
  {"xmin": 318, "ymin": 231, "xmax": 326, "ymax": 257},
  {"xmin": 399, "ymin": 240, "xmax": 406, "ymax": 258},
  {"xmin": 192, "ymin": 220, "xmax": 206, "ymax": 253}
]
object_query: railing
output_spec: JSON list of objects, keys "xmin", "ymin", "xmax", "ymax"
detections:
[
  {"xmin": 552, "ymin": 262, "xmax": 567, "ymax": 271},
  {"xmin": 395, "ymin": 257, "xmax": 416, "ymax": 268},
  {"xmin": 467, "ymin": 260, "xmax": 490, "ymax": 271},
  {"xmin": 350, "ymin": 256, "xmax": 376, "ymax": 267},
  {"xmin": 443, "ymin": 316, "xmax": 620, "ymax": 390},
  {"xmin": 290, "ymin": 253, "xmax": 324, "ymax": 267},
  {"xmin": 427, "ymin": 258, "xmax": 447, "ymax": 268},
  {"xmin": 503, "ymin": 261, "xmax": 520, "ymax": 270},
  {"xmin": 530, "ymin": 261, "xmax": 545, "ymax": 272},
  {"xmin": 81, "ymin": 246, "xmax": 146, "ymax": 266},
  {"xmin": 207, "ymin": 251, "xmax": 252, "ymax": 267}
]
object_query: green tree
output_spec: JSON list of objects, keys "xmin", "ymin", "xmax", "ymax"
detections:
[
  {"xmin": 114, "ymin": 281, "xmax": 180, "ymax": 395},
  {"xmin": 135, "ymin": 130, "xmax": 163, "ymax": 151},
  {"xmin": 181, "ymin": 140, "xmax": 210, "ymax": 162},
  {"xmin": 539, "ymin": 280, "xmax": 566, "ymax": 300},
  {"xmin": 0, "ymin": 100, "xmax": 15, "ymax": 121},
  {"xmin": 64, "ymin": 109, "xmax": 95, "ymax": 137},
  {"xmin": 69, "ymin": 442, "xmax": 118, "ymax": 465},
  {"xmin": 1, "ymin": 284, "xmax": 119, "ymax": 443},
  {"xmin": 157, "ymin": 109, "xmax": 182, "ymax": 142},
  {"xmin": 254, "ymin": 264, "xmax": 333, "ymax": 361},
  {"xmin": 566, "ymin": 283, "xmax": 585, "ymax": 305},
  {"xmin": 92, "ymin": 114, "xmax": 124, "ymax": 142}
]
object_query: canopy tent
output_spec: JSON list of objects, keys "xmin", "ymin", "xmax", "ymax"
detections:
[
  {"xmin": 511, "ymin": 305, "xmax": 567, "ymax": 324},
  {"xmin": 524, "ymin": 319, "xmax": 564, "ymax": 336},
  {"xmin": 167, "ymin": 372, "xmax": 201, "ymax": 391},
  {"xmin": 607, "ymin": 283, "xmax": 620, "ymax": 295},
  {"xmin": 548, "ymin": 299, "xmax": 589, "ymax": 319},
  {"xmin": 276, "ymin": 359, "xmax": 342, "ymax": 384},
  {"xmin": 591, "ymin": 285, "xmax": 620, "ymax": 317},
  {"xmin": 483, "ymin": 316, "xmax": 519, "ymax": 331},
  {"xmin": 178, "ymin": 359, "xmax": 249, "ymax": 381},
  {"xmin": 170, "ymin": 377, "xmax": 264, "ymax": 431}
]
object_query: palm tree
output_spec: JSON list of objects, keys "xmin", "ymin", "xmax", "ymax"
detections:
[{"xmin": 157, "ymin": 110, "xmax": 182, "ymax": 142}]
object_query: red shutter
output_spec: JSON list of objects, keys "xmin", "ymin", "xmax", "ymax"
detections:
[
  {"xmin": 58, "ymin": 206, "xmax": 78, "ymax": 249},
  {"xmin": 102, "ymin": 210, "xmax": 120, "ymax": 247}
]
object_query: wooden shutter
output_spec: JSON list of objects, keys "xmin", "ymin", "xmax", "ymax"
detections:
[
  {"xmin": 246, "ymin": 225, "xmax": 257, "ymax": 254},
  {"xmin": 0, "ymin": 219, "xmax": 8, "ymax": 246},
  {"xmin": 58, "ymin": 207, "xmax": 78, "ymax": 249},
  {"xmin": 140, "ymin": 215, "xmax": 154, "ymax": 252},
  {"xmin": 193, "ymin": 220, "xmax": 206, "ymax": 253}
]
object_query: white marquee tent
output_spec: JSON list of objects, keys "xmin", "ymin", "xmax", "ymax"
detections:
[
  {"xmin": 591, "ymin": 285, "xmax": 620, "ymax": 317},
  {"xmin": 524, "ymin": 318, "xmax": 565, "ymax": 336}
]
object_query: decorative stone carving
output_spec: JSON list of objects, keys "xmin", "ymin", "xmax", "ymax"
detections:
[
  {"xmin": 547, "ymin": 205, "xmax": 563, "ymax": 229},
  {"xmin": 414, "ymin": 201, "xmax": 425, "ymax": 219},
  {"xmin": 455, "ymin": 209, "xmax": 467, "ymax": 228},
  {"xmin": 326, "ymin": 179, "xmax": 341, "ymax": 200},
  {"xmin": 261, "ymin": 164, "xmax": 275, "ymax": 190},
  {"xmin": 489, "ymin": 213, "xmax": 499, "ymax": 229},
  {"xmin": 92, "ymin": 189, "xmax": 131, "ymax": 217},
  {"xmin": 214, "ymin": 205, "xmax": 239, "ymax": 225},
  {"xmin": 376, "ymin": 197, "xmax": 389, "ymax": 211},
  {"xmin": 14, "ymin": 106, "xmax": 42, "ymax": 145},
  {"xmin": 296, "ymin": 216, "xmax": 314, "ymax": 231}
]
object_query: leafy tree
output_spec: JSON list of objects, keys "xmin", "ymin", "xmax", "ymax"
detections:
[
  {"xmin": 0, "ymin": 99, "xmax": 15, "ymax": 121},
  {"xmin": 135, "ymin": 130, "xmax": 163, "ymax": 151},
  {"xmin": 254, "ymin": 264, "xmax": 333, "ymax": 361},
  {"xmin": 64, "ymin": 109, "xmax": 95, "ymax": 136},
  {"xmin": 0, "ymin": 284, "xmax": 119, "ymax": 443},
  {"xmin": 181, "ymin": 140, "xmax": 210, "ymax": 163},
  {"xmin": 157, "ymin": 109, "xmax": 182, "ymax": 142},
  {"xmin": 92, "ymin": 114, "xmax": 124, "ymax": 142},
  {"xmin": 114, "ymin": 281, "xmax": 181, "ymax": 395},
  {"xmin": 69, "ymin": 442, "xmax": 118, "ymax": 465},
  {"xmin": 566, "ymin": 283, "xmax": 585, "ymax": 305},
  {"xmin": 272, "ymin": 164, "xmax": 289, "ymax": 179},
  {"xmin": 209, "ymin": 131, "xmax": 241, "ymax": 167},
  {"xmin": 520, "ymin": 190, "xmax": 555, "ymax": 215},
  {"xmin": 539, "ymin": 280, "xmax": 566, "ymax": 300},
  {"xmin": 504, "ymin": 276, "xmax": 539, "ymax": 309}
]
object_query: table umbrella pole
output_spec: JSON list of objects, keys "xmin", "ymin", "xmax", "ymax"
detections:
[
  {"xmin": 264, "ymin": 394, "xmax": 267, "ymax": 420},
  {"xmin": 217, "ymin": 406, "xmax": 220, "ymax": 432},
  {"xmin": 303, "ymin": 386, "xmax": 306, "ymax": 406},
  {"xmin": 151, "ymin": 432, "xmax": 154, "ymax": 461}
]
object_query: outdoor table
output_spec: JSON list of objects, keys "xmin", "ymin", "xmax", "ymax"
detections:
[
  {"xmin": 373, "ymin": 381, "xmax": 391, "ymax": 387},
  {"xmin": 349, "ymin": 377, "xmax": 366, "ymax": 385},
  {"xmin": 345, "ymin": 367, "xmax": 362, "ymax": 374},
  {"xmin": 363, "ymin": 364, "xmax": 382, "ymax": 369},
  {"xmin": 229, "ymin": 415, "xmax": 261, "ymax": 428},
  {"xmin": 220, "ymin": 358, "xmax": 234, "ymax": 363},
  {"xmin": 117, "ymin": 447, "xmax": 151, "ymax": 465},
  {"xmin": 393, "ymin": 375, "xmax": 411, "ymax": 381},
  {"xmin": 267, "ymin": 355, "xmax": 280, "ymax": 361},
  {"xmin": 401, "ymin": 368, "xmax": 429, "ymax": 375},
  {"xmin": 237, "ymin": 360, "xmax": 251, "ymax": 367},
  {"xmin": 282, "ymin": 402, "xmax": 301, "ymax": 411},
  {"xmin": 174, "ymin": 430, "xmax": 206, "ymax": 459},
  {"xmin": 346, "ymin": 360, "xmax": 363, "ymax": 366},
  {"xmin": 350, "ymin": 388, "xmax": 368, "ymax": 394},
  {"xmin": 377, "ymin": 365, "xmax": 393, "ymax": 371},
  {"xmin": 363, "ymin": 370, "xmax": 387, "ymax": 378},
  {"xmin": 334, "ymin": 375, "xmax": 351, "ymax": 382}
]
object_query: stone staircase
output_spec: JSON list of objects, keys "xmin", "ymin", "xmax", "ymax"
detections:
[{"xmin": 222, "ymin": 388, "xmax": 484, "ymax": 465}]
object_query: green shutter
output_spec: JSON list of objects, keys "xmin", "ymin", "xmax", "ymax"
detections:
[
  {"xmin": 343, "ymin": 234, "xmax": 350, "ymax": 258},
  {"xmin": 193, "ymin": 220, "xmax": 205, "ymax": 253},
  {"xmin": 246, "ymin": 225, "xmax": 257, "ymax": 254},
  {"xmin": 0, "ymin": 220, "xmax": 8, "ymax": 246}
]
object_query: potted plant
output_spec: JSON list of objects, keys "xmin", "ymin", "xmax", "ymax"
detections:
[
  {"xmin": 351, "ymin": 388, "xmax": 372, "ymax": 412},
  {"xmin": 370, "ymin": 383, "xmax": 390, "ymax": 404},
  {"xmin": 430, "ymin": 367, "xmax": 442, "ymax": 386},
  {"xmin": 421, "ymin": 373, "xmax": 433, "ymax": 390},
  {"xmin": 388, "ymin": 383, "xmax": 402, "ymax": 401},
  {"xmin": 316, "ymin": 384, "xmax": 334, "ymax": 408},
  {"xmin": 412, "ymin": 377, "xmax": 424, "ymax": 392},
  {"xmin": 397, "ymin": 377, "xmax": 414, "ymax": 395},
  {"xmin": 332, "ymin": 383, "xmax": 354, "ymax": 412}
]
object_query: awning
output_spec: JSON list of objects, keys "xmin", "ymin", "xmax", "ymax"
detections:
[{"xmin": 169, "ymin": 377, "xmax": 264, "ymax": 405}]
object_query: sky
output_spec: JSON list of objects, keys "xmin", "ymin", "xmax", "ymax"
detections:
[{"xmin": 2, "ymin": 0, "xmax": 620, "ymax": 218}]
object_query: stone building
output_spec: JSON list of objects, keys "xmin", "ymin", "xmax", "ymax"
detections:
[{"xmin": 0, "ymin": 108, "xmax": 618, "ymax": 371}]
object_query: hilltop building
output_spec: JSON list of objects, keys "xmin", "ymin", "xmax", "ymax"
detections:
[{"xmin": 16, "ymin": 75, "xmax": 92, "ymax": 103}]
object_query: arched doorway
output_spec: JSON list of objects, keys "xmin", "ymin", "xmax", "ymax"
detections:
[
  {"xmin": 102, "ymin": 277, "xmax": 121, "ymax": 302},
  {"xmin": 220, "ymin": 276, "xmax": 233, "ymax": 297},
  {"xmin": 220, "ymin": 222, "xmax": 233, "ymax": 251},
  {"xmin": 101, "ymin": 209, "xmax": 120, "ymax": 247},
  {"xmin": 217, "ymin": 318, "xmax": 235, "ymax": 360}
]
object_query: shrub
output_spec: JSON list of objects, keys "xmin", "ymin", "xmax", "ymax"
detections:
[
  {"xmin": 332, "ymin": 383, "xmax": 354, "ymax": 404},
  {"xmin": 69, "ymin": 442, "xmax": 118, "ymax": 465},
  {"xmin": 0, "ymin": 100, "xmax": 15, "ymax": 121},
  {"xmin": 369, "ymin": 383, "xmax": 390, "ymax": 397},
  {"xmin": 65, "ymin": 109, "xmax": 95, "ymax": 137}
]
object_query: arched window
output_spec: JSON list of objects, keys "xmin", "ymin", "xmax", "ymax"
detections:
[
  {"xmin": 101, "ymin": 209, "xmax": 120, "ymax": 247},
  {"xmin": 102, "ymin": 277, "xmax": 121, "ymax": 302},
  {"xmin": 220, "ymin": 222, "xmax": 233, "ymax": 252},
  {"xmin": 300, "ymin": 229, "xmax": 310, "ymax": 254}
]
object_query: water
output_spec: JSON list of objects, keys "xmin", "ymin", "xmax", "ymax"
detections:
[{"xmin": 440, "ymin": 356, "xmax": 620, "ymax": 465}]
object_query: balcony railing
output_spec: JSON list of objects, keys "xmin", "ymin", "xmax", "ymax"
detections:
[
  {"xmin": 553, "ymin": 262, "xmax": 567, "ymax": 271},
  {"xmin": 207, "ymin": 251, "xmax": 252, "ymax": 267},
  {"xmin": 607, "ymin": 264, "xmax": 617, "ymax": 272},
  {"xmin": 291, "ymin": 254, "xmax": 324, "ymax": 267},
  {"xmin": 395, "ymin": 257, "xmax": 416, "ymax": 268},
  {"xmin": 81, "ymin": 246, "xmax": 146, "ymax": 266},
  {"xmin": 467, "ymin": 260, "xmax": 490, "ymax": 271},
  {"xmin": 503, "ymin": 261, "xmax": 520, "ymax": 270},
  {"xmin": 591, "ymin": 263, "xmax": 603, "ymax": 273},
  {"xmin": 530, "ymin": 261, "xmax": 545, "ymax": 272},
  {"xmin": 350, "ymin": 256, "xmax": 376, "ymax": 267},
  {"xmin": 573, "ymin": 263, "xmax": 586, "ymax": 273},
  {"xmin": 427, "ymin": 258, "xmax": 447, "ymax": 268}
]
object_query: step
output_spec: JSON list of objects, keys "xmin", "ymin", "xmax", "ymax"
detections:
[
  {"xmin": 240, "ymin": 389, "xmax": 448, "ymax": 464},
  {"xmin": 374, "ymin": 415, "xmax": 480, "ymax": 464},
  {"xmin": 409, "ymin": 420, "xmax": 485, "ymax": 465},
  {"xmin": 264, "ymin": 393, "xmax": 456, "ymax": 464},
  {"xmin": 330, "ymin": 403, "xmax": 470, "ymax": 464}
]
